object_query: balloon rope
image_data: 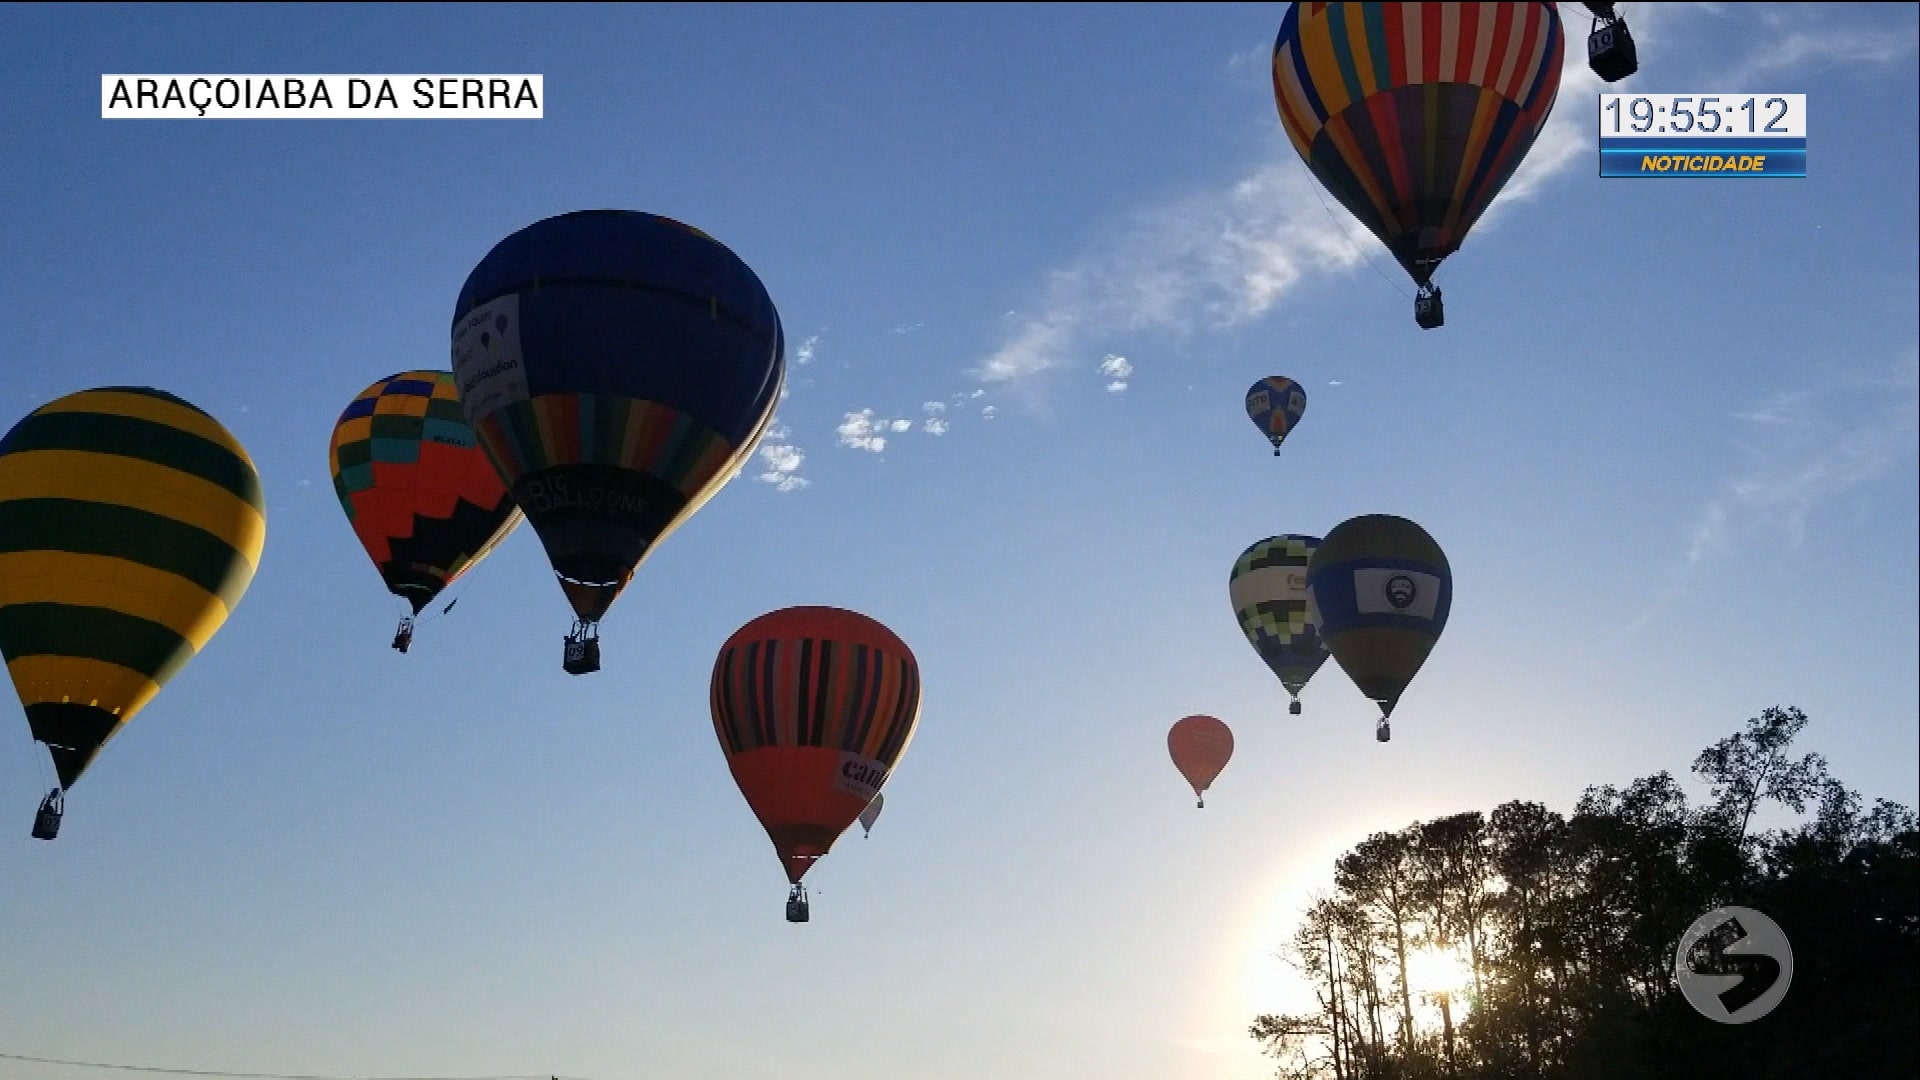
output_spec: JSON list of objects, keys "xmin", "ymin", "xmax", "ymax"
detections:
[
  {"xmin": 1294, "ymin": 157, "xmax": 1412, "ymax": 300},
  {"xmin": 0, "ymin": 1050, "xmax": 587, "ymax": 1080}
]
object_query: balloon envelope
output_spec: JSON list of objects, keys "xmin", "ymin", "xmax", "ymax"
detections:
[
  {"xmin": 451, "ymin": 209, "xmax": 785, "ymax": 624},
  {"xmin": 1167, "ymin": 714, "xmax": 1234, "ymax": 798},
  {"xmin": 1246, "ymin": 376, "xmax": 1307, "ymax": 454},
  {"xmin": 711, "ymin": 606, "xmax": 921, "ymax": 883},
  {"xmin": 1307, "ymin": 514, "xmax": 1451, "ymax": 719},
  {"xmin": 1230, "ymin": 535, "xmax": 1331, "ymax": 705},
  {"xmin": 0, "ymin": 387, "xmax": 265, "ymax": 788},
  {"xmin": 1271, "ymin": 1, "xmax": 1565, "ymax": 285},
  {"xmin": 329, "ymin": 370, "xmax": 522, "ymax": 616}
]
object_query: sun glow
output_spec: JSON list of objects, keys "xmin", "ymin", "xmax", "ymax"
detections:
[{"xmin": 1405, "ymin": 943, "xmax": 1476, "ymax": 1017}]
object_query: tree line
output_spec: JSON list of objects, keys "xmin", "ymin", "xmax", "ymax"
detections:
[{"xmin": 1249, "ymin": 706, "xmax": 1918, "ymax": 1079}]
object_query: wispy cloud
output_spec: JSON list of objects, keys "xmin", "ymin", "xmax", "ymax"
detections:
[
  {"xmin": 968, "ymin": 164, "xmax": 1370, "ymax": 394},
  {"xmin": 795, "ymin": 334, "xmax": 819, "ymax": 366},
  {"xmin": 1687, "ymin": 349, "xmax": 1918, "ymax": 564},
  {"xmin": 892, "ymin": 322, "xmax": 924, "ymax": 335},
  {"xmin": 921, "ymin": 400, "xmax": 949, "ymax": 435},
  {"xmin": 1099, "ymin": 353, "xmax": 1134, "ymax": 393},
  {"xmin": 755, "ymin": 421, "xmax": 809, "ymax": 492},
  {"xmin": 1707, "ymin": 10, "xmax": 1919, "ymax": 87}
]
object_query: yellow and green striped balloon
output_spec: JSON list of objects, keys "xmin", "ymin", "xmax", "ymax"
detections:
[{"xmin": 0, "ymin": 387, "xmax": 265, "ymax": 790}]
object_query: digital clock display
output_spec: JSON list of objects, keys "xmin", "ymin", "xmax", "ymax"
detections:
[{"xmin": 1597, "ymin": 94, "xmax": 1806, "ymax": 178}]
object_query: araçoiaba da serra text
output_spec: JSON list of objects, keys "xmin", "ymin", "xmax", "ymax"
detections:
[{"xmin": 104, "ymin": 77, "xmax": 541, "ymax": 116}]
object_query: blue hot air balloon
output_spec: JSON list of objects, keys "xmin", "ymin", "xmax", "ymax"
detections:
[
  {"xmin": 1306, "ymin": 514, "xmax": 1452, "ymax": 743},
  {"xmin": 450, "ymin": 210, "xmax": 786, "ymax": 674}
]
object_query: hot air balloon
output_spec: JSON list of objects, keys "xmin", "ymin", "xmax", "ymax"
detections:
[
  {"xmin": 1168, "ymin": 714, "xmax": 1233, "ymax": 808},
  {"xmin": 1306, "ymin": 514, "xmax": 1451, "ymax": 744},
  {"xmin": 1272, "ymin": 2, "xmax": 1566, "ymax": 328},
  {"xmin": 451, "ymin": 209, "xmax": 786, "ymax": 675},
  {"xmin": 859, "ymin": 792, "xmax": 884, "ymax": 838},
  {"xmin": 1231, "ymin": 535, "xmax": 1331, "ymax": 715},
  {"xmin": 0, "ymin": 387, "xmax": 265, "ymax": 839},
  {"xmin": 329, "ymin": 370, "xmax": 523, "ymax": 653},
  {"xmin": 711, "ymin": 606, "xmax": 921, "ymax": 923},
  {"xmin": 1246, "ymin": 377, "xmax": 1307, "ymax": 457}
]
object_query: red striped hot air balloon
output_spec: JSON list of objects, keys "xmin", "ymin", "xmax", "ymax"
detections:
[
  {"xmin": 1272, "ymin": 2, "xmax": 1566, "ymax": 327},
  {"xmin": 710, "ymin": 606, "xmax": 921, "ymax": 923}
]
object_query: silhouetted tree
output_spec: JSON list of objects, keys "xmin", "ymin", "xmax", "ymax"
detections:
[{"xmin": 1251, "ymin": 706, "xmax": 1919, "ymax": 1080}]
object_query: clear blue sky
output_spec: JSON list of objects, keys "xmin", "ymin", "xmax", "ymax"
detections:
[{"xmin": 1, "ymin": 4, "xmax": 1915, "ymax": 1079}]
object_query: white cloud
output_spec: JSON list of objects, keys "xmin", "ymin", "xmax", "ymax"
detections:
[
  {"xmin": 1100, "ymin": 353, "xmax": 1134, "ymax": 394},
  {"xmin": 923, "ymin": 400, "xmax": 946, "ymax": 414},
  {"xmin": 754, "ymin": 421, "xmax": 809, "ymax": 492},
  {"xmin": 923, "ymin": 417, "xmax": 949, "ymax": 436},
  {"xmin": 892, "ymin": 322, "xmax": 924, "ymax": 335},
  {"xmin": 838, "ymin": 409, "xmax": 892, "ymax": 453},
  {"xmin": 888, "ymin": 419, "xmax": 912, "ymax": 433},
  {"xmin": 1687, "ymin": 350, "xmax": 1918, "ymax": 564},
  {"xmin": 795, "ymin": 334, "xmax": 819, "ymax": 366},
  {"xmin": 981, "ymin": 405, "xmax": 998, "ymax": 420}
]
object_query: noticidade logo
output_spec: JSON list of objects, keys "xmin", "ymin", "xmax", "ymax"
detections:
[{"xmin": 1673, "ymin": 906, "xmax": 1795, "ymax": 1024}]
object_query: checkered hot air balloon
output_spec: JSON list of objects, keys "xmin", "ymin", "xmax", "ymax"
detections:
[
  {"xmin": 1230, "ymin": 534, "xmax": 1331, "ymax": 715},
  {"xmin": 328, "ymin": 370, "xmax": 523, "ymax": 654}
]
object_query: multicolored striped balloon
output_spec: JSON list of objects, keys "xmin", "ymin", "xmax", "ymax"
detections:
[
  {"xmin": 1272, "ymin": 2, "xmax": 1565, "ymax": 287},
  {"xmin": 0, "ymin": 387, "xmax": 265, "ymax": 790},
  {"xmin": 711, "ymin": 606, "xmax": 921, "ymax": 886},
  {"xmin": 328, "ymin": 370, "xmax": 522, "ymax": 622}
]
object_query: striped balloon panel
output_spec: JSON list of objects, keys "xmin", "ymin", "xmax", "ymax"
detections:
[
  {"xmin": 0, "ymin": 387, "xmax": 264, "ymax": 787},
  {"xmin": 1273, "ymin": 2, "xmax": 1564, "ymax": 276},
  {"xmin": 329, "ymin": 371, "xmax": 521, "ymax": 611}
]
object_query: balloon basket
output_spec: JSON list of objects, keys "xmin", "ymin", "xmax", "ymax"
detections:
[
  {"xmin": 1289, "ymin": 700, "xmax": 1302, "ymax": 716},
  {"xmin": 1376, "ymin": 719, "xmax": 1392, "ymax": 743},
  {"xmin": 1587, "ymin": 15, "xmax": 1637, "ymax": 83},
  {"xmin": 31, "ymin": 788, "xmax": 63, "ymax": 841},
  {"xmin": 563, "ymin": 623, "xmax": 601, "ymax": 676},
  {"xmin": 392, "ymin": 616, "xmax": 414, "ymax": 654},
  {"xmin": 1414, "ymin": 286, "xmax": 1444, "ymax": 329},
  {"xmin": 786, "ymin": 884, "xmax": 810, "ymax": 923}
]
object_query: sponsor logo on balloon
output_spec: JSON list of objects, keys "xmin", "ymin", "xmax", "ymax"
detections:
[
  {"xmin": 834, "ymin": 754, "xmax": 888, "ymax": 801},
  {"xmin": 451, "ymin": 295, "xmax": 527, "ymax": 420},
  {"xmin": 518, "ymin": 474, "xmax": 653, "ymax": 522},
  {"xmin": 1386, "ymin": 574, "xmax": 1418, "ymax": 610}
]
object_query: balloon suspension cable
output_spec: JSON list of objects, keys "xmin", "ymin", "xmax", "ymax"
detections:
[{"xmin": 1296, "ymin": 157, "xmax": 1411, "ymax": 300}]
